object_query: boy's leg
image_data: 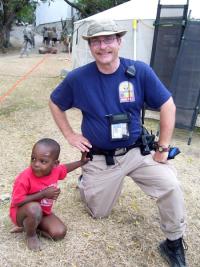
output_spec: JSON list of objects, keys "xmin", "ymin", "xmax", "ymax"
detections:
[
  {"xmin": 38, "ymin": 213, "xmax": 67, "ymax": 240},
  {"xmin": 16, "ymin": 202, "xmax": 43, "ymax": 250}
]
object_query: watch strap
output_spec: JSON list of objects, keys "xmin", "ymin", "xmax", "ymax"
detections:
[{"xmin": 157, "ymin": 144, "xmax": 170, "ymax": 153}]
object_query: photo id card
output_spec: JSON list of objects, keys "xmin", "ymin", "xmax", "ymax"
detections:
[{"xmin": 111, "ymin": 123, "xmax": 129, "ymax": 140}]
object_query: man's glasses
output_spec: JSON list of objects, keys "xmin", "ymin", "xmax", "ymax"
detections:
[{"xmin": 90, "ymin": 36, "xmax": 117, "ymax": 47}]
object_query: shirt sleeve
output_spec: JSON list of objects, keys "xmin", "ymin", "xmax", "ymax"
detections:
[
  {"xmin": 11, "ymin": 175, "xmax": 30, "ymax": 206},
  {"xmin": 142, "ymin": 63, "xmax": 171, "ymax": 109},
  {"xmin": 58, "ymin": 164, "xmax": 68, "ymax": 180},
  {"xmin": 50, "ymin": 73, "xmax": 74, "ymax": 111}
]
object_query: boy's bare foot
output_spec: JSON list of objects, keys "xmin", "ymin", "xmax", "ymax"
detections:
[
  {"xmin": 10, "ymin": 226, "xmax": 24, "ymax": 233},
  {"xmin": 26, "ymin": 235, "xmax": 41, "ymax": 251}
]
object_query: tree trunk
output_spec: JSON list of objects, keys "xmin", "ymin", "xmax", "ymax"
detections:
[
  {"xmin": 0, "ymin": 24, "xmax": 12, "ymax": 52},
  {"xmin": 0, "ymin": 26, "xmax": 6, "ymax": 52}
]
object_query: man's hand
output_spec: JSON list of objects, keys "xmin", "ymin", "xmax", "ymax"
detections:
[
  {"xmin": 153, "ymin": 151, "xmax": 168, "ymax": 163},
  {"xmin": 67, "ymin": 132, "xmax": 92, "ymax": 152}
]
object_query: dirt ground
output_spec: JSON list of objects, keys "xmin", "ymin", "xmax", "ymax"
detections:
[{"xmin": 0, "ymin": 46, "xmax": 200, "ymax": 267}]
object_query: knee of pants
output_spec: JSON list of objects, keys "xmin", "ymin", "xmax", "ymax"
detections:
[
  {"xmin": 157, "ymin": 175, "xmax": 183, "ymax": 201},
  {"xmin": 85, "ymin": 196, "xmax": 111, "ymax": 219},
  {"xmin": 166, "ymin": 175, "xmax": 181, "ymax": 192},
  {"xmin": 79, "ymin": 187, "xmax": 111, "ymax": 218},
  {"xmin": 156, "ymin": 166, "xmax": 180, "ymax": 189},
  {"xmin": 88, "ymin": 205, "xmax": 111, "ymax": 219}
]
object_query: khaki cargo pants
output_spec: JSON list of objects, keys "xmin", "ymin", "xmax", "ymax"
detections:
[{"xmin": 79, "ymin": 147, "xmax": 186, "ymax": 241}]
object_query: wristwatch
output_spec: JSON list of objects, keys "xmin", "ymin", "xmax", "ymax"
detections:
[{"xmin": 157, "ymin": 145, "xmax": 170, "ymax": 153}]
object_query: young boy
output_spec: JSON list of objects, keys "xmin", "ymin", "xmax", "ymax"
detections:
[{"xmin": 10, "ymin": 138, "xmax": 89, "ymax": 251}]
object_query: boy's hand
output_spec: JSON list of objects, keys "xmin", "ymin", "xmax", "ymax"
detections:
[
  {"xmin": 81, "ymin": 151, "xmax": 90, "ymax": 164},
  {"xmin": 41, "ymin": 186, "xmax": 60, "ymax": 200}
]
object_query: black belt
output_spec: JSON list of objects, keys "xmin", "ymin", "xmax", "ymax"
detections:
[{"xmin": 87, "ymin": 141, "xmax": 141, "ymax": 165}]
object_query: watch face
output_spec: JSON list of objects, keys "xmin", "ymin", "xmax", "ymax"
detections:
[{"xmin": 158, "ymin": 146, "xmax": 169, "ymax": 152}]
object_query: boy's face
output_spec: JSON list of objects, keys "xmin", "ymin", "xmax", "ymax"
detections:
[{"xmin": 30, "ymin": 144, "xmax": 58, "ymax": 177}]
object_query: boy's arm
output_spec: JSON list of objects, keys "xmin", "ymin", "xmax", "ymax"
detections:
[
  {"xmin": 65, "ymin": 152, "xmax": 89, "ymax": 173},
  {"xmin": 16, "ymin": 187, "xmax": 60, "ymax": 207}
]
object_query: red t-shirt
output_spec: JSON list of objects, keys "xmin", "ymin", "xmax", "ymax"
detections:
[{"xmin": 10, "ymin": 164, "xmax": 67, "ymax": 225}]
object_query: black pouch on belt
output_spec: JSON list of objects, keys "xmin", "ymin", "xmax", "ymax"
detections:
[{"xmin": 106, "ymin": 113, "xmax": 131, "ymax": 141}]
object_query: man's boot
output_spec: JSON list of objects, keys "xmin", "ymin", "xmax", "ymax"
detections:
[{"xmin": 159, "ymin": 237, "xmax": 188, "ymax": 267}]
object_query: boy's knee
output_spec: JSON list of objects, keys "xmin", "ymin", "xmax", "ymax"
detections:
[
  {"xmin": 26, "ymin": 202, "xmax": 42, "ymax": 219},
  {"xmin": 50, "ymin": 225, "xmax": 67, "ymax": 240}
]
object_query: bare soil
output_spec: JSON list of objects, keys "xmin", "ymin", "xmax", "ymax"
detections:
[{"xmin": 0, "ymin": 48, "xmax": 200, "ymax": 267}]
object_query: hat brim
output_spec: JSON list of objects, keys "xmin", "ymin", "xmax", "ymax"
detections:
[{"xmin": 82, "ymin": 30, "xmax": 127, "ymax": 40}]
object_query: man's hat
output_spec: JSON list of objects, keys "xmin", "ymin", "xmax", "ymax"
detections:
[{"xmin": 82, "ymin": 19, "xmax": 127, "ymax": 40}]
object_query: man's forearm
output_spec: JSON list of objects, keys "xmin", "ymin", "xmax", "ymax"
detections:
[{"xmin": 159, "ymin": 97, "xmax": 176, "ymax": 146}]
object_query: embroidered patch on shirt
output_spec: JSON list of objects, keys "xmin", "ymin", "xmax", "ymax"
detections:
[{"xmin": 119, "ymin": 81, "xmax": 135, "ymax": 103}]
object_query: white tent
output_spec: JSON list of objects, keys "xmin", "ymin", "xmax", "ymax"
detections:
[{"xmin": 72, "ymin": 0, "xmax": 199, "ymax": 69}]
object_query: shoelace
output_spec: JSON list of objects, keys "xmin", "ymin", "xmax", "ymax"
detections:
[{"xmin": 182, "ymin": 238, "xmax": 188, "ymax": 251}]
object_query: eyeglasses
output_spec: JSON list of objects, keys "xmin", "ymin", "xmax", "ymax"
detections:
[{"xmin": 90, "ymin": 36, "xmax": 117, "ymax": 47}]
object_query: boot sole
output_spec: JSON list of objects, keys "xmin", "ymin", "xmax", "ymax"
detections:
[{"xmin": 158, "ymin": 243, "xmax": 171, "ymax": 266}]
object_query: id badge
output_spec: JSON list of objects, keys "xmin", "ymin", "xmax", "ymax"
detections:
[{"xmin": 106, "ymin": 113, "xmax": 131, "ymax": 141}]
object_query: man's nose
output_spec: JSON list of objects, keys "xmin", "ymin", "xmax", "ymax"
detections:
[{"xmin": 99, "ymin": 40, "xmax": 107, "ymax": 49}]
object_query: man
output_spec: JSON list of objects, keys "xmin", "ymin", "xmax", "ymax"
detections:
[
  {"xmin": 49, "ymin": 19, "xmax": 187, "ymax": 267},
  {"xmin": 20, "ymin": 23, "xmax": 33, "ymax": 57},
  {"xmin": 23, "ymin": 23, "xmax": 32, "ymax": 46}
]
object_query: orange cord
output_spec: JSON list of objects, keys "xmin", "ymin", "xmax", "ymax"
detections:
[{"xmin": 0, "ymin": 54, "xmax": 49, "ymax": 103}]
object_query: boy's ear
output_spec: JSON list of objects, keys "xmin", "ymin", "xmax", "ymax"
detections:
[{"xmin": 54, "ymin": 159, "xmax": 60, "ymax": 166}]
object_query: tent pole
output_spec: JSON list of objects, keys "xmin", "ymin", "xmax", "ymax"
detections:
[{"xmin": 132, "ymin": 19, "xmax": 137, "ymax": 60}]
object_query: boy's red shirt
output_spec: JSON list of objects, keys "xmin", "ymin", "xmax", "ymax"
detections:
[{"xmin": 10, "ymin": 164, "xmax": 67, "ymax": 225}]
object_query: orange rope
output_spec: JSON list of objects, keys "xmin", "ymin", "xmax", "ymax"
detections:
[{"xmin": 0, "ymin": 54, "xmax": 49, "ymax": 103}]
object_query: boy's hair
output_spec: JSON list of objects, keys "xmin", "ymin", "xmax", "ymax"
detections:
[{"xmin": 35, "ymin": 138, "xmax": 60, "ymax": 160}]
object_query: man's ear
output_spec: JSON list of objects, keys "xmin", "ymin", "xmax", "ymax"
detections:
[
  {"xmin": 117, "ymin": 36, "xmax": 122, "ymax": 45},
  {"xmin": 54, "ymin": 159, "xmax": 60, "ymax": 166}
]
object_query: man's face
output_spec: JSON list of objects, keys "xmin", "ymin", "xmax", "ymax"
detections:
[
  {"xmin": 30, "ymin": 144, "xmax": 58, "ymax": 177},
  {"xmin": 89, "ymin": 34, "xmax": 121, "ymax": 67}
]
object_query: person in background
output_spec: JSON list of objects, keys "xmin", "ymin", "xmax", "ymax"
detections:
[
  {"xmin": 49, "ymin": 19, "xmax": 188, "ymax": 267},
  {"xmin": 10, "ymin": 138, "xmax": 89, "ymax": 251},
  {"xmin": 30, "ymin": 26, "xmax": 35, "ymax": 48},
  {"xmin": 20, "ymin": 23, "xmax": 32, "ymax": 57},
  {"xmin": 43, "ymin": 27, "xmax": 49, "ymax": 46},
  {"xmin": 51, "ymin": 27, "xmax": 58, "ymax": 46}
]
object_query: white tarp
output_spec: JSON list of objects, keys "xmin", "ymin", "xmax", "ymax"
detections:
[
  {"xmin": 35, "ymin": 0, "xmax": 72, "ymax": 26},
  {"xmin": 72, "ymin": 0, "xmax": 200, "ymax": 69}
]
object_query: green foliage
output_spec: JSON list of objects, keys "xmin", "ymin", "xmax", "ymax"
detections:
[
  {"xmin": 16, "ymin": 2, "xmax": 37, "ymax": 24},
  {"xmin": 0, "ymin": 0, "xmax": 46, "ymax": 50},
  {"xmin": 64, "ymin": 0, "xmax": 129, "ymax": 19},
  {"xmin": 80, "ymin": 0, "xmax": 129, "ymax": 18}
]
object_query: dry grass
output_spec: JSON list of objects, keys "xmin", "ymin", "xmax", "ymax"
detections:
[{"xmin": 0, "ymin": 51, "xmax": 200, "ymax": 267}]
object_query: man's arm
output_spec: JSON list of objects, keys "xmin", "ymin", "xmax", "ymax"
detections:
[
  {"xmin": 153, "ymin": 96, "xmax": 176, "ymax": 163},
  {"xmin": 49, "ymin": 99, "xmax": 92, "ymax": 152}
]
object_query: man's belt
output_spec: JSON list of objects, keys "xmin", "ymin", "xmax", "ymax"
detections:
[{"xmin": 87, "ymin": 141, "xmax": 141, "ymax": 165}]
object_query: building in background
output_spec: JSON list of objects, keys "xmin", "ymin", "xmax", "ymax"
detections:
[{"xmin": 35, "ymin": 0, "xmax": 75, "ymax": 35}]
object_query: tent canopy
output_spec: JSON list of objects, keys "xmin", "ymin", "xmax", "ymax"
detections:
[
  {"xmin": 76, "ymin": 0, "xmax": 199, "ymax": 22},
  {"xmin": 72, "ymin": 0, "xmax": 199, "ymax": 69}
]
